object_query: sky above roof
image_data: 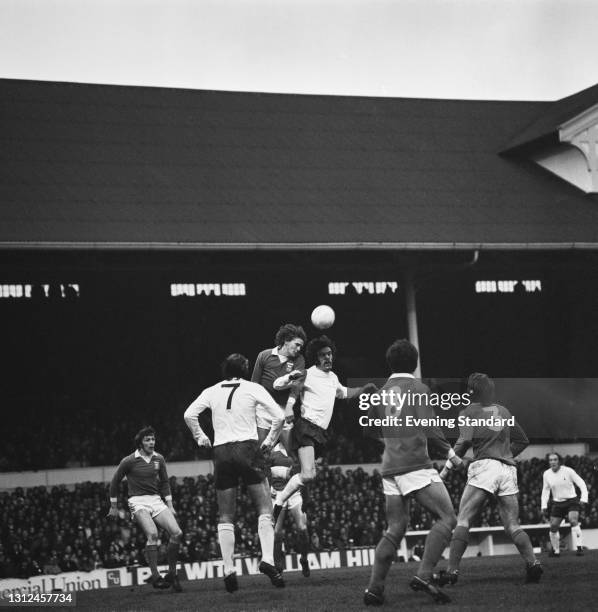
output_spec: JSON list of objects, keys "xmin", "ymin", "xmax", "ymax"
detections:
[{"xmin": 1, "ymin": 0, "xmax": 597, "ymax": 102}]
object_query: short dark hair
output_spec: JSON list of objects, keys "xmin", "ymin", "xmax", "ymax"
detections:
[
  {"xmin": 222, "ymin": 353, "xmax": 250, "ymax": 379},
  {"xmin": 305, "ymin": 335, "xmax": 336, "ymax": 366},
  {"xmin": 385, "ymin": 339, "xmax": 418, "ymax": 374},
  {"xmin": 134, "ymin": 426, "xmax": 156, "ymax": 449},
  {"xmin": 467, "ymin": 373, "xmax": 495, "ymax": 405},
  {"xmin": 275, "ymin": 324, "xmax": 307, "ymax": 347}
]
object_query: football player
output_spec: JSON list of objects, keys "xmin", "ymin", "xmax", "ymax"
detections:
[
  {"xmin": 184, "ymin": 353, "xmax": 285, "ymax": 592},
  {"xmin": 541, "ymin": 452, "xmax": 589, "ymax": 556}
]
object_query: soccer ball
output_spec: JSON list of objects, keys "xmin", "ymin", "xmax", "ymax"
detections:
[{"xmin": 311, "ymin": 305, "xmax": 335, "ymax": 329}]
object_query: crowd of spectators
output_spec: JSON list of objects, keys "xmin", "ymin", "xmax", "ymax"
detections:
[
  {"xmin": 1, "ymin": 456, "xmax": 597, "ymax": 579},
  {"xmin": 0, "ymin": 398, "xmax": 381, "ymax": 472}
]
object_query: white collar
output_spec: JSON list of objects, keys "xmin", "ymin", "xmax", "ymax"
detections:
[
  {"xmin": 135, "ymin": 449, "xmax": 156, "ymax": 462},
  {"xmin": 272, "ymin": 347, "xmax": 289, "ymax": 362},
  {"xmin": 389, "ymin": 372, "xmax": 415, "ymax": 379}
]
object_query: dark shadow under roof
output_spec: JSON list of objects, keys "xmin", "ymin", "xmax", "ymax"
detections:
[{"xmin": 1, "ymin": 79, "xmax": 598, "ymax": 249}]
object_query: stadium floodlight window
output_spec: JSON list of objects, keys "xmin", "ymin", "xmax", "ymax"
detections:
[
  {"xmin": 475, "ymin": 280, "xmax": 497, "ymax": 293},
  {"xmin": 171, "ymin": 282, "xmax": 246, "ymax": 297},
  {"xmin": 328, "ymin": 281, "xmax": 398, "ymax": 295},
  {"xmin": 522, "ymin": 280, "xmax": 542, "ymax": 293},
  {"xmin": 0, "ymin": 283, "xmax": 79, "ymax": 299},
  {"xmin": 476, "ymin": 280, "xmax": 542, "ymax": 294}
]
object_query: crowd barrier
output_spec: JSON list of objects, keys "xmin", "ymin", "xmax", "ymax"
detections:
[{"xmin": 2, "ymin": 525, "xmax": 595, "ymax": 598}]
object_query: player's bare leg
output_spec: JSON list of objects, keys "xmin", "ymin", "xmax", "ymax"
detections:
[
  {"xmin": 216, "ymin": 487, "xmax": 239, "ymax": 591},
  {"xmin": 413, "ymin": 482, "xmax": 457, "ymax": 580},
  {"xmin": 154, "ymin": 508, "xmax": 183, "ymax": 591},
  {"xmin": 279, "ymin": 426, "xmax": 296, "ymax": 460},
  {"xmin": 568, "ymin": 509, "xmax": 584, "ymax": 555},
  {"xmin": 248, "ymin": 479, "xmax": 284, "ymax": 587},
  {"xmin": 445, "ymin": 484, "xmax": 488, "ymax": 576},
  {"xmin": 497, "ymin": 494, "xmax": 542, "ymax": 582},
  {"xmin": 273, "ymin": 445, "xmax": 316, "ymax": 520},
  {"xmin": 548, "ymin": 515, "xmax": 563, "ymax": 557},
  {"xmin": 134, "ymin": 509, "xmax": 169, "ymax": 588},
  {"xmin": 365, "ymin": 495, "xmax": 407, "ymax": 605}
]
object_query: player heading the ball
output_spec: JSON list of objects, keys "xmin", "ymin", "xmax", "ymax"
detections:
[{"xmin": 271, "ymin": 335, "xmax": 377, "ymax": 522}]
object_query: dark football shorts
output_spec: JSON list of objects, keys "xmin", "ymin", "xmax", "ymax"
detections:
[
  {"xmin": 213, "ymin": 440, "xmax": 266, "ymax": 490},
  {"xmin": 292, "ymin": 416, "xmax": 328, "ymax": 455},
  {"xmin": 550, "ymin": 497, "xmax": 580, "ymax": 519}
]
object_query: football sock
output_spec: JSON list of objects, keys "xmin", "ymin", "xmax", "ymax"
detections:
[
  {"xmin": 167, "ymin": 541, "xmax": 179, "ymax": 575},
  {"xmin": 448, "ymin": 526, "xmax": 470, "ymax": 572},
  {"xmin": 297, "ymin": 529, "xmax": 310, "ymax": 560},
  {"xmin": 258, "ymin": 514, "xmax": 275, "ymax": 566},
  {"xmin": 510, "ymin": 528, "xmax": 535, "ymax": 565},
  {"xmin": 144, "ymin": 544, "xmax": 160, "ymax": 578},
  {"xmin": 276, "ymin": 474, "xmax": 304, "ymax": 505},
  {"xmin": 217, "ymin": 523, "xmax": 236, "ymax": 575},
  {"xmin": 368, "ymin": 532, "xmax": 400, "ymax": 593},
  {"xmin": 273, "ymin": 534, "xmax": 284, "ymax": 569},
  {"xmin": 549, "ymin": 530, "xmax": 560, "ymax": 554},
  {"xmin": 571, "ymin": 525, "xmax": 583, "ymax": 548},
  {"xmin": 418, "ymin": 522, "xmax": 452, "ymax": 579}
]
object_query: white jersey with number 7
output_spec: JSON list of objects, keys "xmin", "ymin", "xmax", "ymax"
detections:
[{"xmin": 184, "ymin": 378, "xmax": 284, "ymax": 446}]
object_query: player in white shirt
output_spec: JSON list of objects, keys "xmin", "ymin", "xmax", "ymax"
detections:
[
  {"xmin": 184, "ymin": 353, "xmax": 285, "ymax": 592},
  {"xmin": 541, "ymin": 453, "xmax": 589, "ymax": 557},
  {"xmin": 271, "ymin": 336, "xmax": 377, "ymax": 521}
]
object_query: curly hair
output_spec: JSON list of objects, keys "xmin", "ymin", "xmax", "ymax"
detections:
[
  {"xmin": 134, "ymin": 426, "xmax": 156, "ymax": 449},
  {"xmin": 275, "ymin": 324, "xmax": 307, "ymax": 347},
  {"xmin": 305, "ymin": 335, "xmax": 336, "ymax": 366}
]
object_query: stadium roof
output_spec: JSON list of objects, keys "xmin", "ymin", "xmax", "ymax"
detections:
[{"xmin": 1, "ymin": 78, "xmax": 598, "ymax": 250}]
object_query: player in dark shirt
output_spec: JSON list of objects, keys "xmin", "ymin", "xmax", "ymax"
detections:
[
  {"xmin": 434, "ymin": 373, "xmax": 542, "ymax": 586},
  {"xmin": 108, "ymin": 426, "xmax": 183, "ymax": 591},
  {"xmin": 364, "ymin": 339, "xmax": 461, "ymax": 606},
  {"xmin": 252, "ymin": 323, "xmax": 306, "ymax": 452}
]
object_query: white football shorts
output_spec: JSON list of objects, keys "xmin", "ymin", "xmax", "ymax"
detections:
[
  {"xmin": 382, "ymin": 468, "xmax": 442, "ymax": 497},
  {"xmin": 128, "ymin": 494, "xmax": 168, "ymax": 518},
  {"xmin": 467, "ymin": 458, "xmax": 518, "ymax": 496}
]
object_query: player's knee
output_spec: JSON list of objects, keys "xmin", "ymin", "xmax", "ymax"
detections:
[
  {"xmin": 387, "ymin": 520, "xmax": 407, "ymax": 540},
  {"xmin": 456, "ymin": 518, "xmax": 470, "ymax": 529},
  {"xmin": 503, "ymin": 522, "xmax": 520, "ymax": 538},
  {"xmin": 444, "ymin": 513, "xmax": 457, "ymax": 531},
  {"xmin": 549, "ymin": 526, "xmax": 559, "ymax": 533},
  {"xmin": 569, "ymin": 518, "xmax": 579, "ymax": 527},
  {"xmin": 146, "ymin": 530, "xmax": 159, "ymax": 545},
  {"xmin": 170, "ymin": 528, "xmax": 183, "ymax": 542}
]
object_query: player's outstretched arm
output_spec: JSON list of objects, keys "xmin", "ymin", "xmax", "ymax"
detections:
[{"xmin": 345, "ymin": 382, "xmax": 378, "ymax": 399}]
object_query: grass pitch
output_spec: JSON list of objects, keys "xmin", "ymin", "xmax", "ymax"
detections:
[{"xmin": 76, "ymin": 550, "xmax": 598, "ymax": 611}]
